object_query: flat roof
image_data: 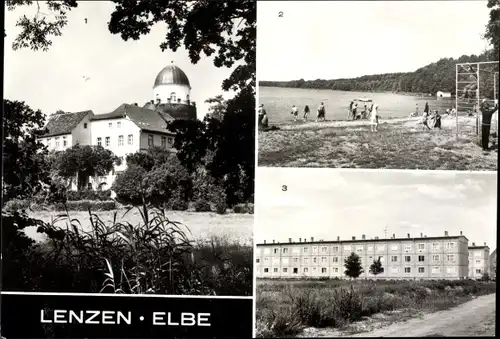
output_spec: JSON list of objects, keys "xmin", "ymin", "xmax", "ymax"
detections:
[
  {"xmin": 468, "ymin": 246, "xmax": 490, "ymax": 250},
  {"xmin": 256, "ymin": 235, "xmax": 468, "ymax": 247}
]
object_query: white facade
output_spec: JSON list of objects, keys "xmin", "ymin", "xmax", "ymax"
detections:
[
  {"xmin": 40, "ymin": 133, "xmax": 73, "ymax": 152},
  {"xmin": 468, "ymin": 245, "xmax": 490, "ymax": 279},
  {"xmin": 154, "ymin": 84, "xmax": 191, "ymax": 105}
]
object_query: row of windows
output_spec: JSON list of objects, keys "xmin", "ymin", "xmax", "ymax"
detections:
[
  {"xmin": 469, "ymin": 251, "xmax": 484, "ymax": 258},
  {"xmin": 46, "ymin": 136, "xmax": 68, "ymax": 148},
  {"xmin": 108, "ymin": 122, "xmax": 122, "ymax": 129},
  {"xmin": 260, "ymin": 266, "xmax": 454, "ymax": 274},
  {"xmin": 96, "ymin": 135, "xmax": 173, "ymax": 147},
  {"xmin": 257, "ymin": 254, "xmax": 457, "ymax": 264},
  {"xmin": 156, "ymin": 93, "xmax": 190, "ymax": 103},
  {"xmin": 269, "ymin": 242, "xmax": 457, "ymax": 255}
]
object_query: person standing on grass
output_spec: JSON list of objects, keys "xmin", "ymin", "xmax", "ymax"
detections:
[
  {"xmin": 348, "ymin": 101, "xmax": 354, "ymax": 119},
  {"xmin": 316, "ymin": 102, "xmax": 326, "ymax": 122},
  {"xmin": 303, "ymin": 105, "xmax": 310, "ymax": 121},
  {"xmin": 424, "ymin": 102, "xmax": 429, "ymax": 115},
  {"xmin": 370, "ymin": 104, "xmax": 380, "ymax": 132},
  {"xmin": 480, "ymin": 98, "xmax": 497, "ymax": 151},
  {"xmin": 291, "ymin": 105, "xmax": 299, "ymax": 122},
  {"xmin": 433, "ymin": 110, "xmax": 442, "ymax": 129},
  {"xmin": 258, "ymin": 104, "xmax": 266, "ymax": 129},
  {"xmin": 421, "ymin": 110, "xmax": 431, "ymax": 130},
  {"xmin": 416, "ymin": 103, "xmax": 420, "ymax": 115}
]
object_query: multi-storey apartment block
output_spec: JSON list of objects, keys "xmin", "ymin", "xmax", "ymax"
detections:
[
  {"xmin": 255, "ymin": 231, "xmax": 469, "ymax": 280},
  {"xmin": 468, "ymin": 243, "xmax": 490, "ymax": 279}
]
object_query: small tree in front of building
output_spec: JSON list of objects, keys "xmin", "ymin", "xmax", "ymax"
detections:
[
  {"xmin": 369, "ymin": 256, "xmax": 384, "ymax": 276},
  {"xmin": 344, "ymin": 252, "xmax": 364, "ymax": 279}
]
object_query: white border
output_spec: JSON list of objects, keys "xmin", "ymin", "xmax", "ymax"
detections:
[{"xmin": 0, "ymin": 291, "xmax": 252, "ymax": 299}]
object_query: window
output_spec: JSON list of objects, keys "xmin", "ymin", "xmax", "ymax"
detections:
[
  {"xmin": 128, "ymin": 134, "xmax": 133, "ymax": 145},
  {"xmin": 417, "ymin": 243, "xmax": 425, "ymax": 250},
  {"xmin": 404, "ymin": 267, "xmax": 411, "ymax": 273},
  {"xmin": 84, "ymin": 123, "xmax": 88, "ymax": 129},
  {"xmin": 391, "ymin": 255, "xmax": 398, "ymax": 262},
  {"xmin": 109, "ymin": 122, "xmax": 112, "ymax": 128},
  {"xmin": 377, "ymin": 244, "xmax": 385, "ymax": 251},
  {"xmin": 273, "ymin": 248, "xmax": 278, "ymax": 254},
  {"xmin": 313, "ymin": 257, "xmax": 317, "ymax": 263},
  {"xmin": 475, "ymin": 260, "xmax": 481, "ymax": 264},
  {"xmin": 282, "ymin": 248, "xmax": 289, "ymax": 254},
  {"xmin": 55, "ymin": 137, "xmax": 60, "ymax": 148},
  {"xmin": 344, "ymin": 245, "xmax": 351, "ymax": 251},
  {"xmin": 312, "ymin": 246, "xmax": 318, "ymax": 253},
  {"xmin": 304, "ymin": 268, "xmax": 308, "ymax": 273},
  {"xmin": 263, "ymin": 248, "xmax": 270, "ymax": 254},
  {"xmin": 282, "ymin": 258, "xmax": 289, "ymax": 264},
  {"xmin": 283, "ymin": 268, "xmax": 287, "ymax": 273},
  {"xmin": 476, "ymin": 269, "xmax": 482, "ymax": 274},
  {"xmin": 432, "ymin": 243, "xmax": 440, "ymax": 250},
  {"xmin": 357, "ymin": 246, "xmax": 363, "ymax": 252},
  {"xmin": 105, "ymin": 137, "xmax": 110, "ymax": 147},
  {"xmin": 447, "ymin": 267, "xmax": 456, "ymax": 274},
  {"xmin": 293, "ymin": 258, "xmax": 298, "ymax": 262},
  {"xmin": 332, "ymin": 246, "xmax": 339, "ymax": 252},
  {"xmin": 97, "ymin": 137, "xmax": 102, "ymax": 146},
  {"xmin": 292, "ymin": 247, "xmax": 300, "ymax": 254},
  {"xmin": 148, "ymin": 134, "xmax": 153, "ymax": 147},
  {"xmin": 186, "ymin": 94, "xmax": 190, "ymax": 101},
  {"xmin": 303, "ymin": 258, "xmax": 308, "ymax": 264},
  {"xmin": 418, "ymin": 255, "xmax": 425, "ymax": 262},
  {"xmin": 303, "ymin": 247, "xmax": 308, "ymax": 253},
  {"xmin": 391, "ymin": 244, "xmax": 398, "ymax": 251},
  {"xmin": 446, "ymin": 242, "xmax": 455, "ymax": 249},
  {"xmin": 256, "ymin": 258, "xmax": 260, "ymax": 263},
  {"xmin": 161, "ymin": 136, "xmax": 167, "ymax": 148},
  {"xmin": 117, "ymin": 122, "xmax": 121, "ymax": 128},
  {"xmin": 404, "ymin": 256, "xmax": 411, "ymax": 262},
  {"xmin": 312, "ymin": 267, "xmax": 317, "ymax": 272},
  {"xmin": 447, "ymin": 254, "xmax": 455, "ymax": 261},
  {"xmin": 404, "ymin": 244, "xmax": 412, "ymax": 251},
  {"xmin": 321, "ymin": 257, "xmax": 327, "ymax": 263},
  {"xmin": 332, "ymin": 257, "xmax": 338, "ymax": 263},
  {"xmin": 170, "ymin": 92, "xmax": 176, "ymax": 102},
  {"xmin": 391, "ymin": 267, "xmax": 399, "ymax": 273},
  {"xmin": 432, "ymin": 266, "xmax": 440, "ymax": 273},
  {"xmin": 264, "ymin": 268, "xmax": 269, "ymax": 273},
  {"xmin": 433, "ymin": 255, "xmax": 440, "ymax": 261},
  {"xmin": 118, "ymin": 135, "xmax": 124, "ymax": 146},
  {"xmin": 293, "ymin": 268, "xmax": 298, "ymax": 274},
  {"xmin": 321, "ymin": 268, "xmax": 327, "ymax": 273},
  {"xmin": 367, "ymin": 245, "xmax": 373, "ymax": 252},
  {"xmin": 321, "ymin": 247, "xmax": 328, "ymax": 253},
  {"xmin": 333, "ymin": 267, "xmax": 339, "ymax": 273},
  {"xmin": 273, "ymin": 268, "xmax": 278, "ymax": 273},
  {"xmin": 264, "ymin": 257, "xmax": 269, "ymax": 261},
  {"xmin": 418, "ymin": 267, "xmax": 425, "ymax": 273},
  {"xmin": 168, "ymin": 137, "xmax": 173, "ymax": 144},
  {"xmin": 474, "ymin": 252, "xmax": 482, "ymax": 257},
  {"xmin": 63, "ymin": 136, "xmax": 67, "ymax": 147}
]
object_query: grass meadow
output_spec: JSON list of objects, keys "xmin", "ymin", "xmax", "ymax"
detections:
[
  {"xmin": 255, "ymin": 278, "xmax": 496, "ymax": 338},
  {"xmin": 258, "ymin": 116, "xmax": 498, "ymax": 170}
]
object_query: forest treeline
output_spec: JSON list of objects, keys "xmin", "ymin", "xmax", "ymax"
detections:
[{"xmin": 260, "ymin": 52, "xmax": 498, "ymax": 97}]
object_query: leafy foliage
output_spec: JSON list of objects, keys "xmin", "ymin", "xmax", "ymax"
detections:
[
  {"xmin": 485, "ymin": 0, "xmax": 500, "ymax": 60},
  {"xmin": 369, "ymin": 256, "xmax": 384, "ymax": 276},
  {"xmin": 2, "ymin": 99, "xmax": 49, "ymax": 205},
  {"xmin": 344, "ymin": 252, "xmax": 364, "ymax": 279},
  {"xmin": 205, "ymin": 95, "xmax": 228, "ymax": 121}
]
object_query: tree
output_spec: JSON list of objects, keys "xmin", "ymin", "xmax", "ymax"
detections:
[
  {"xmin": 344, "ymin": 252, "xmax": 364, "ymax": 279},
  {"xmin": 7, "ymin": 0, "xmax": 256, "ymax": 93},
  {"xmin": 205, "ymin": 95, "xmax": 228, "ymax": 121},
  {"xmin": 53, "ymin": 144, "xmax": 121, "ymax": 190},
  {"xmin": 485, "ymin": 0, "xmax": 500, "ymax": 60},
  {"xmin": 369, "ymin": 256, "xmax": 384, "ymax": 276},
  {"xmin": 2, "ymin": 99, "xmax": 49, "ymax": 205},
  {"xmin": 168, "ymin": 119, "xmax": 210, "ymax": 173}
]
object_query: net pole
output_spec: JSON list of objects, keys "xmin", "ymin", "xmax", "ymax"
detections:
[
  {"xmin": 477, "ymin": 64, "xmax": 481, "ymax": 144},
  {"xmin": 455, "ymin": 64, "xmax": 458, "ymax": 138}
]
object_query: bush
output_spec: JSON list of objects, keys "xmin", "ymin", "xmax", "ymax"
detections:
[
  {"xmin": 66, "ymin": 189, "xmax": 111, "ymax": 201},
  {"xmin": 52, "ymin": 200, "xmax": 116, "ymax": 211},
  {"xmin": 194, "ymin": 198, "xmax": 211, "ymax": 212},
  {"xmin": 233, "ymin": 203, "xmax": 254, "ymax": 214},
  {"xmin": 3, "ymin": 199, "xmax": 31, "ymax": 213}
]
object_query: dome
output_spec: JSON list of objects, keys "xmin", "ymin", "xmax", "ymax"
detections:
[{"xmin": 153, "ymin": 63, "xmax": 191, "ymax": 88}]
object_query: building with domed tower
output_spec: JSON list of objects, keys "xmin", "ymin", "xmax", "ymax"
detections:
[{"xmin": 37, "ymin": 62, "xmax": 198, "ymax": 190}]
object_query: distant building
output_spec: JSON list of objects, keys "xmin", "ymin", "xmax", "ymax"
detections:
[
  {"xmin": 38, "ymin": 62, "xmax": 197, "ymax": 190},
  {"xmin": 255, "ymin": 231, "xmax": 469, "ymax": 280},
  {"xmin": 468, "ymin": 243, "xmax": 490, "ymax": 279},
  {"xmin": 436, "ymin": 91, "xmax": 452, "ymax": 98}
]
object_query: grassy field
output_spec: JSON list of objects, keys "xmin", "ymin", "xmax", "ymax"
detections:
[
  {"xmin": 258, "ymin": 116, "xmax": 498, "ymax": 170},
  {"xmin": 255, "ymin": 278, "xmax": 497, "ymax": 338},
  {"xmin": 25, "ymin": 208, "xmax": 253, "ymax": 245}
]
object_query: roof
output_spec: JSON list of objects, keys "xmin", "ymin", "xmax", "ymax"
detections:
[
  {"xmin": 469, "ymin": 246, "xmax": 490, "ymax": 250},
  {"xmin": 257, "ymin": 235, "xmax": 467, "ymax": 247},
  {"xmin": 41, "ymin": 110, "xmax": 93, "ymax": 138},
  {"xmin": 91, "ymin": 103, "xmax": 175, "ymax": 134},
  {"xmin": 153, "ymin": 63, "xmax": 191, "ymax": 88}
]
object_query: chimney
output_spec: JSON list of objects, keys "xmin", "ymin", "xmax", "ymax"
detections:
[
  {"xmin": 264, "ymin": 240, "xmax": 266, "ymax": 244},
  {"xmin": 445, "ymin": 231, "xmax": 448, "ymax": 237},
  {"xmin": 289, "ymin": 238, "xmax": 292, "ymax": 243},
  {"xmin": 352, "ymin": 236, "xmax": 356, "ymax": 240},
  {"xmin": 299, "ymin": 238, "xmax": 302, "ymax": 243},
  {"xmin": 311, "ymin": 237, "xmax": 314, "ymax": 242},
  {"xmin": 420, "ymin": 233, "xmax": 423, "ymax": 237},
  {"xmin": 337, "ymin": 236, "xmax": 340, "ymax": 241},
  {"xmin": 392, "ymin": 233, "xmax": 395, "ymax": 239},
  {"xmin": 484, "ymin": 242, "xmax": 486, "ymax": 246},
  {"xmin": 407, "ymin": 233, "xmax": 410, "ymax": 238},
  {"xmin": 460, "ymin": 231, "xmax": 462, "ymax": 235},
  {"xmin": 192, "ymin": 101, "xmax": 196, "ymax": 107},
  {"xmin": 375, "ymin": 236, "xmax": 379, "ymax": 240},
  {"xmin": 273, "ymin": 240, "xmax": 275, "ymax": 244},
  {"xmin": 134, "ymin": 102, "xmax": 138, "ymax": 106},
  {"xmin": 362, "ymin": 234, "xmax": 366, "ymax": 240},
  {"xmin": 473, "ymin": 242, "xmax": 475, "ymax": 246},
  {"xmin": 424, "ymin": 235, "xmax": 427, "ymax": 237}
]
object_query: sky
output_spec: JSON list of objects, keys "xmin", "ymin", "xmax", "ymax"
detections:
[
  {"xmin": 257, "ymin": 1, "xmax": 492, "ymax": 81},
  {"xmin": 4, "ymin": 1, "xmax": 239, "ymax": 120},
  {"xmin": 256, "ymin": 168, "xmax": 497, "ymax": 252}
]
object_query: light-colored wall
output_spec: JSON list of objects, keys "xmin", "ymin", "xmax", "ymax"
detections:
[
  {"xmin": 39, "ymin": 134, "xmax": 72, "ymax": 152},
  {"xmin": 256, "ymin": 236, "xmax": 469, "ymax": 280},
  {"xmin": 139, "ymin": 131, "xmax": 176, "ymax": 151},
  {"xmin": 153, "ymin": 84, "xmax": 191, "ymax": 104},
  {"xmin": 71, "ymin": 114, "xmax": 92, "ymax": 146},
  {"xmin": 468, "ymin": 247, "xmax": 490, "ymax": 279}
]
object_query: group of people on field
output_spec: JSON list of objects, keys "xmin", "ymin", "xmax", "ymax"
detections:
[{"xmin": 290, "ymin": 102, "xmax": 326, "ymax": 122}]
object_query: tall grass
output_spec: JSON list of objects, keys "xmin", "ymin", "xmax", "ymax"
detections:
[
  {"xmin": 255, "ymin": 279, "xmax": 496, "ymax": 338},
  {"xmin": 2, "ymin": 203, "xmax": 252, "ymax": 296}
]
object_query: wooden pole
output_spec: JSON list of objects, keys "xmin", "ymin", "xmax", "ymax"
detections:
[{"xmin": 455, "ymin": 64, "xmax": 459, "ymax": 139}]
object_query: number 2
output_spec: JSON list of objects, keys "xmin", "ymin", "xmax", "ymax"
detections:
[{"xmin": 278, "ymin": 11, "xmax": 283, "ymax": 17}]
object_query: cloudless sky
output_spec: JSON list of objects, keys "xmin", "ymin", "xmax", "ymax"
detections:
[
  {"xmin": 256, "ymin": 168, "xmax": 497, "ymax": 253},
  {"xmin": 258, "ymin": 1, "xmax": 492, "ymax": 81},
  {"xmin": 4, "ymin": 1, "xmax": 239, "ymax": 120}
]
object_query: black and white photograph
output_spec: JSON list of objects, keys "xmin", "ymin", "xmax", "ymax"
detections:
[
  {"xmin": 257, "ymin": 0, "xmax": 499, "ymax": 171},
  {"xmin": 2, "ymin": 1, "xmax": 255, "ymax": 337},
  {"xmin": 255, "ymin": 167, "xmax": 497, "ymax": 337}
]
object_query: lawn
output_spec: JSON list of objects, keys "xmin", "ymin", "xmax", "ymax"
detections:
[
  {"xmin": 255, "ymin": 278, "xmax": 496, "ymax": 338},
  {"xmin": 25, "ymin": 208, "xmax": 254, "ymax": 245},
  {"xmin": 258, "ymin": 116, "xmax": 498, "ymax": 170}
]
